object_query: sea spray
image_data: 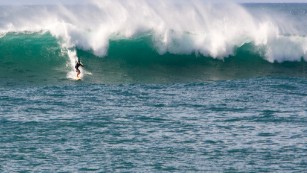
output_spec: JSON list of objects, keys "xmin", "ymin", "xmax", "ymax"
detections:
[
  {"xmin": 1, "ymin": 3, "xmax": 306, "ymax": 172},
  {"xmin": 0, "ymin": 1, "xmax": 306, "ymax": 67},
  {"xmin": 0, "ymin": 32, "xmax": 305, "ymax": 85}
]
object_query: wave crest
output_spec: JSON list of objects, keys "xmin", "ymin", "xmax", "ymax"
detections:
[{"xmin": 0, "ymin": 1, "xmax": 307, "ymax": 64}]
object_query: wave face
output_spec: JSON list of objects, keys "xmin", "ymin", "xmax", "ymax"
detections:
[
  {"xmin": 0, "ymin": 33, "xmax": 306, "ymax": 85},
  {"xmin": 0, "ymin": 33, "xmax": 68, "ymax": 85},
  {"xmin": 0, "ymin": 1, "xmax": 307, "ymax": 84}
]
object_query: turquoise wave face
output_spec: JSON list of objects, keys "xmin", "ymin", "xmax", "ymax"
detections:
[
  {"xmin": 0, "ymin": 32, "xmax": 306, "ymax": 86},
  {"xmin": 0, "ymin": 33, "xmax": 68, "ymax": 85}
]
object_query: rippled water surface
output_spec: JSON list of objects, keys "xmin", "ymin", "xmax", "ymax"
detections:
[{"xmin": 1, "ymin": 77, "xmax": 306, "ymax": 172}]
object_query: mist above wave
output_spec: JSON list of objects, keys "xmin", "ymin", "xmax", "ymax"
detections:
[{"xmin": 0, "ymin": 0, "xmax": 306, "ymax": 63}]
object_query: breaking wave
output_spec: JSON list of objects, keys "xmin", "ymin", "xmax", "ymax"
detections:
[{"xmin": 0, "ymin": 1, "xmax": 306, "ymax": 84}]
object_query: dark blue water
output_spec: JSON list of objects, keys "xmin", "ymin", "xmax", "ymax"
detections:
[{"xmin": 1, "ymin": 77, "xmax": 306, "ymax": 172}]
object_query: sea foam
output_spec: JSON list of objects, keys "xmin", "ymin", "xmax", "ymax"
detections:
[{"xmin": 0, "ymin": 0, "xmax": 306, "ymax": 65}]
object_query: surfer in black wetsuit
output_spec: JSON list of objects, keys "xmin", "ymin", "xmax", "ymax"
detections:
[{"xmin": 75, "ymin": 59, "xmax": 84, "ymax": 78}]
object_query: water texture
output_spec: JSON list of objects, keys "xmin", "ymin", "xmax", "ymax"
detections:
[
  {"xmin": 0, "ymin": 2, "xmax": 306, "ymax": 172},
  {"xmin": 1, "ymin": 78, "xmax": 307, "ymax": 172}
]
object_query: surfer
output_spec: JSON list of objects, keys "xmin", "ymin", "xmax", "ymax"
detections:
[{"xmin": 75, "ymin": 59, "xmax": 84, "ymax": 78}]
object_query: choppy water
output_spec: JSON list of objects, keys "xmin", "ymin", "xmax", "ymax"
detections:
[
  {"xmin": 1, "ymin": 77, "xmax": 306, "ymax": 172},
  {"xmin": 1, "ymin": 2, "xmax": 307, "ymax": 172}
]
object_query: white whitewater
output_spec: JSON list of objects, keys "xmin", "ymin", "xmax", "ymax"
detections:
[{"xmin": 0, "ymin": 0, "xmax": 306, "ymax": 76}]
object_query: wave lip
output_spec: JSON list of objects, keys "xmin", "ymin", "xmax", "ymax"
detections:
[
  {"xmin": 1, "ymin": 32, "xmax": 306, "ymax": 85},
  {"xmin": 0, "ymin": 2, "xmax": 307, "ymax": 85},
  {"xmin": 0, "ymin": 1, "xmax": 307, "ymax": 63}
]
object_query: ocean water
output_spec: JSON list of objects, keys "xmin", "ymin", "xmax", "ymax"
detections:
[{"xmin": 0, "ymin": 1, "xmax": 307, "ymax": 172}]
